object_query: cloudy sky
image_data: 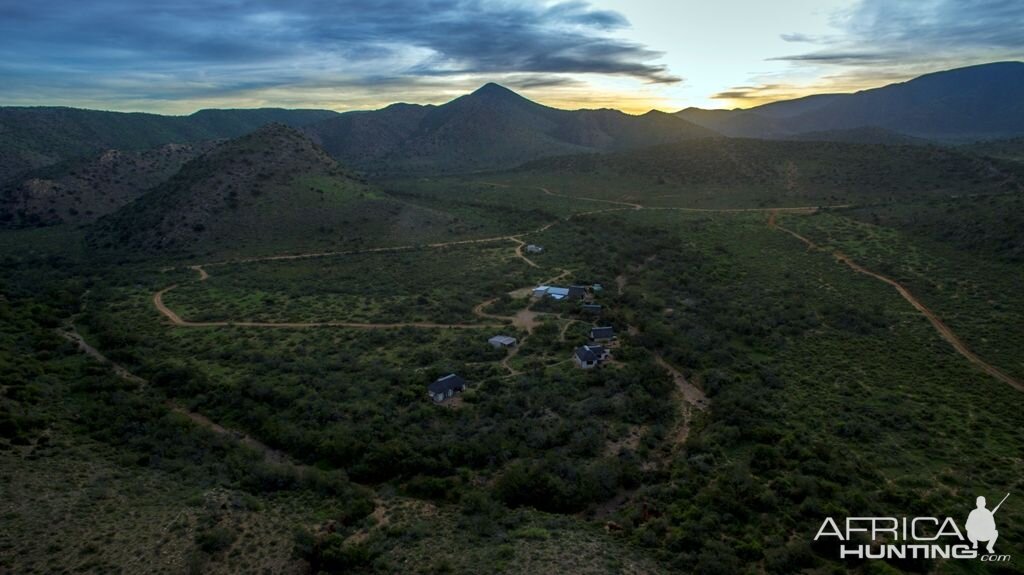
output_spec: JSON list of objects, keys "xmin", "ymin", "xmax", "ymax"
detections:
[{"xmin": 1, "ymin": 0, "xmax": 1021, "ymax": 114}]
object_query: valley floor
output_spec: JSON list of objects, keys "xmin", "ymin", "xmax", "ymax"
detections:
[{"xmin": 3, "ymin": 177, "xmax": 1023, "ymax": 575}]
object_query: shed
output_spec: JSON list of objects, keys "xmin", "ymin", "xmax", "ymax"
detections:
[
  {"xmin": 428, "ymin": 374, "xmax": 467, "ymax": 402},
  {"xmin": 590, "ymin": 326, "xmax": 615, "ymax": 341},
  {"xmin": 488, "ymin": 335, "xmax": 518, "ymax": 348},
  {"xmin": 525, "ymin": 244, "xmax": 544, "ymax": 254},
  {"xmin": 581, "ymin": 303, "xmax": 602, "ymax": 314}
]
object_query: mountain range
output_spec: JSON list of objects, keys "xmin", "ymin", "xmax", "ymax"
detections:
[
  {"xmin": 3, "ymin": 61, "xmax": 1024, "ymax": 233},
  {"xmin": 3, "ymin": 61, "xmax": 1024, "ymax": 188},
  {"xmin": 0, "ymin": 107, "xmax": 338, "ymax": 183},
  {"xmin": 305, "ymin": 82, "xmax": 716, "ymax": 176},
  {"xmin": 677, "ymin": 61, "xmax": 1024, "ymax": 141}
]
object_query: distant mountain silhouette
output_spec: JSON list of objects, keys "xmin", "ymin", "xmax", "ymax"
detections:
[
  {"xmin": 305, "ymin": 82, "xmax": 717, "ymax": 175},
  {"xmin": 678, "ymin": 62, "xmax": 1024, "ymax": 141},
  {"xmin": 0, "ymin": 107, "xmax": 339, "ymax": 183}
]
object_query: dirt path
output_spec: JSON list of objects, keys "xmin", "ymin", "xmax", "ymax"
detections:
[
  {"xmin": 559, "ymin": 319, "xmax": 578, "ymax": 342},
  {"xmin": 499, "ymin": 343, "xmax": 524, "ymax": 376},
  {"xmin": 59, "ymin": 328, "xmax": 146, "ymax": 385},
  {"xmin": 155, "ymin": 268, "xmax": 504, "ymax": 329},
  {"xmin": 536, "ymin": 185, "xmax": 643, "ymax": 210},
  {"xmin": 771, "ymin": 213, "xmax": 1024, "ymax": 392},
  {"xmin": 510, "ymin": 238, "xmax": 539, "ymax": 268},
  {"xmin": 653, "ymin": 354, "xmax": 707, "ymax": 448},
  {"xmin": 59, "ymin": 326, "xmax": 294, "ymax": 464}
]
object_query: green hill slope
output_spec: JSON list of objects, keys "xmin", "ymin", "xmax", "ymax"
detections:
[
  {"xmin": 512, "ymin": 138, "xmax": 1024, "ymax": 206},
  {"xmin": 87, "ymin": 124, "xmax": 452, "ymax": 258},
  {"xmin": 0, "ymin": 142, "xmax": 216, "ymax": 228}
]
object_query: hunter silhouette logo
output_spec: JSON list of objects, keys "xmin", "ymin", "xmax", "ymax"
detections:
[
  {"xmin": 814, "ymin": 492, "xmax": 1012, "ymax": 562},
  {"xmin": 966, "ymin": 493, "xmax": 1009, "ymax": 554}
]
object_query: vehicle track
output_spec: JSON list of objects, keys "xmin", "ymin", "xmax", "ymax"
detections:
[
  {"xmin": 154, "ymin": 281, "xmax": 503, "ymax": 329},
  {"xmin": 58, "ymin": 327, "xmax": 293, "ymax": 464},
  {"xmin": 770, "ymin": 210, "xmax": 1024, "ymax": 392}
]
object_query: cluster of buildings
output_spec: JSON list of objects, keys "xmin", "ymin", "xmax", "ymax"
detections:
[
  {"xmin": 430, "ymin": 323, "xmax": 618, "ymax": 402},
  {"xmin": 427, "ymin": 257, "xmax": 620, "ymax": 402}
]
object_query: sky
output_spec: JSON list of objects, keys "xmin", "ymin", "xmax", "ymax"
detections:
[{"xmin": 1, "ymin": 0, "xmax": 1022, "ymax": 114}]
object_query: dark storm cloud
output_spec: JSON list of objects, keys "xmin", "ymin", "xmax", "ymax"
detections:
[
  {"xmin": 0, "ymin": 0, "xmax": 678, "ymax": 108},
  {"xmin": 709, "ymin": 90, "xmax": 759, "ymax": 100},
  {"xmin": 772, "ymin": 0, "xmax": 1024, "ymax": 65},
  {"xmin": 710, "ymin": 84, "xmax": 788, "ymax": 100}
]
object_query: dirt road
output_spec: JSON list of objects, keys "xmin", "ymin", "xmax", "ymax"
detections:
[
  {"xmin": 155, "ymin": 293, "xmax": 503, "ymax": 330},
  {"xmin": 59, "ymin": 326, "xmax": 294, "ymax": 464},
  {"xmin": 653, "ymin": 354, "xmax": 707, "ymax": 448},
  {"xmin": 771, "ymin": 213, "xmax": 1024, "ymax": 392}
]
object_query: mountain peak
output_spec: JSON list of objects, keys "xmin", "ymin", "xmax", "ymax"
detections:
[
  {"xmin": 466, "ymin": 83, "xmax": 536, "ymax": 105},
  {"xmin": 472, "ymin": 82, "xmax": 517, "ymax": 96}
]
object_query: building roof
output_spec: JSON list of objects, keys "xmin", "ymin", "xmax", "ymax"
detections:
[
  {"xmin": 428, "ymin": 373, "xmax": 466, "ymax": 395},
  {"xmin": 489, "ymin": 335, "xmax": 517, "ymax": 345},
  {"xmin": 574, "ymin": 345, "xmax": 607, "ymax": 363},
  {"xmin": 575, "ymin": 346, "xmax": 598, "ymax": 363},
  {"xmin": 590, "ymin": 326, "xmax": 615, "ymax": 339}
]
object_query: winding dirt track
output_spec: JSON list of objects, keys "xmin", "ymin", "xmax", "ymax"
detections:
[
  {"xmin": 154, "ymin": 280, "xmax": 503, "ymax": 329},
  {"xmin": 150, "ymin": 182, "xmax": 1021, "ymax": 394},
  {"xmin": 770, "ymin": 211, "xmax": 1024, "ymax": 392},
  {"xmin": 58, "ymin": 327, "xmax": 293, "ymax": 464}
]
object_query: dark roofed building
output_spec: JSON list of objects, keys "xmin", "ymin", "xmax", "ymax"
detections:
[
  {"xmin": 428, "ymin": 373, "xmax": 467, "ymax": 402},
  {"xmin": 567, "ymin": 285, "xmax": 588, "ymax": 299},
  {"xmin": 590, "ymin": 326, "xmax": 615, "ymax": 341},
  {"xmin": 573, "ymin": 345, "xmax": 609, "ymax": 369},
  {"xmin": 581, "ymin": 303, "xmax": 602, "ymax": 314}
]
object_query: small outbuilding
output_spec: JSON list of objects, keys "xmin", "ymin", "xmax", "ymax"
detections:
[
  {"xmin": 590, "ymin": 326, "xmax": 615, "ymax": 342},
  {"xmin": 581, "ymin": 303, "xmax": 603, "ymax": 314},
  {"xmin": 488, "ymin": 335, "xmax": 518, "ymax": 348},
  {"xmin": 574, "ymin": 345, "xmax": 610, "ymax": 369},
  {"xmin": 525, "ymin": 244, "xmax": 544, "ymax": 254},
  {"xmin": 567, "ymin": 285, "xmax": 588, "ymax": 299},
  {"xmin": 428, "ymin": 373, "xmax": 467, "ymax": 402}
]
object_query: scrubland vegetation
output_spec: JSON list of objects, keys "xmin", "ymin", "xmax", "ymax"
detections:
[{"xmin": 3, "ymin": 135, "xmax": 1023, "ymax": 574}]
